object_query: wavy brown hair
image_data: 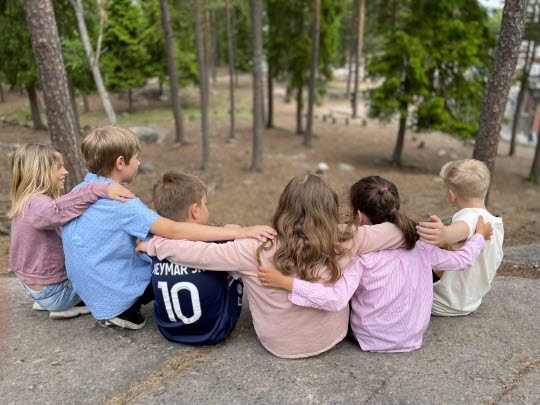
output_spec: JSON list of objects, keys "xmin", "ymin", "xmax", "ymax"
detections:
[
  {"xmin": 257, "ymin": 174, "xmax": 355, "ymax": 283},
  {"xmin": 350, "ymin": 176, "xmax": 418, "ymax": 250}
]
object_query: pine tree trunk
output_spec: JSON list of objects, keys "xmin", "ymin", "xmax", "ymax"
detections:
[
  {"xmin": 530, "ymin": 123, "xmax": 540, "ymax": 182},
  {"xmin": 0, "ymin": 84, "xmax": 4, "ymax": 102},
  {"xmin": 346, "ymin": 4, "xmax": 357, "ymax": 99},
  {"xmin": 71, "ymin": 0, "xmax": 117, "ymax": 124},
  {"xmin": 24, "ymin": 0, "xmax": 83, "ymax": 189},
  {"xmin": 128, "ymin": 88, "xmax": 134, "ymax": 113},
  {"xmin": 351, "ymin": 0, "xmax": 365, "ymax": 118},
  {"xmin": 510, "ymin": 42, "xmax": 536, "ymax": 156},
  {"xmin": 27, "ymin": 86, "xmax": 46, "ymax": 130},
  {"xmin": 392, "ymin": 107, "xmax": 407, "ymax": 166},
  {"xmin": 473, "ymin": 0, "xmax": 527, "ymax": 201},
  {"xmin": 82, "ymin": 92, "xmax": 90, "ymax": 112},
  {"xmin": 231, "ymin": 6, "xmax": 239, "ymax": 87},
  {"xmin": 267, "ymin": 73, "xmax": 274, "ymax": 129},
  {"xmin": 249, "ymin": 0, "xmax": 264, "ymax": 172},
  {"xmin": 346, "ymin": 41, "xmax": 354, "ymax": 99},
  {"xmin": 204, "ymin": 2, "xmax": 213, "ymax": 89},
  {"xmin": 304, "ymin": 0, "xmax": 321, "ymax": 147},
  {"xmin": 296, "ymin": 85, "xmax": 304, "ymax": 134},
  {"xmin": 225, "ymin": 0, "xmax": 237, "ymax": 140},
  {"xmin": 194, "ymin": 0, "xmax": 210, "ymax": 170},
  {"xmin": 160, "ymin": 0, "xmax": 185, "ymax": 144},
  {"xmin": 211, "ymin": 10, "xmax": 218, "ymax": 86}
]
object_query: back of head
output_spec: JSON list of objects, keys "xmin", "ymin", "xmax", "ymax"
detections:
[
  {"xmin": 440, "ymin": 159, "xmax": 490, "ymax": 201},
  {"xmin": 152, "ymin": 171, "xmax": 207, "ymax": 222},
  {"xmin": 350, "ymin": 176, "xmax": 418, "ymax": 250},
  {"xmin": 82, "ymin": 124, "xmax": 141, "ymax": 177},
  {"xmin": 8, "ymin": 143, "xmax": 62, "ymax": 219},
  {"xmin": 259, "ymin": 173, "xmax": 354, "ymax": 283}
]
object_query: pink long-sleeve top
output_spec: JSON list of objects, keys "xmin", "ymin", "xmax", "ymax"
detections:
[
  {"xmin": 142, "ymin": 222, "xmax": 404, "ymax": 359},
  {"xmin": 289, "ymin": 234, "xmax": 486, "ymax": 353},
  {"xmin": 9, "ymin": 182, "xmax": 109, "ymax": 285}
]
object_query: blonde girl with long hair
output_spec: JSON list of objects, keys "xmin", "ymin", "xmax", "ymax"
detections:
[
  {"xmin": 9, "ymin": 144, "xmax": 134, "ymax": 319},
  {"xmin": 138, "ymin": 174, "xmax": 405, "ymax": 358}
]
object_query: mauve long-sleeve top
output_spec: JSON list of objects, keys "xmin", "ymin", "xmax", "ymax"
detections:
[
  {"xmin": 142, "ymin": 222, "xmax": 405, "ymax": 359},
  {"xmin": 9, "ymin": 182, "xmax": 109, "ymax": 285},
  {"xmin": 289, "ymin": 234, "xmax": 486, "ymax": 353}
]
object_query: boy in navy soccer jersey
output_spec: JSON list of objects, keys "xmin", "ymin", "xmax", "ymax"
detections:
[{"xmin": 150, "ymin": 171, "xmax": 243, "ymax": 345}]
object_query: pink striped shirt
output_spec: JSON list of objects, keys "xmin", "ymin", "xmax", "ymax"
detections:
[{"xmin": 289, "ymin": 234, "xmax": 486, "ymax": 353}]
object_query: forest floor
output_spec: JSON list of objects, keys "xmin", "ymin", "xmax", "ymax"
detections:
[
  {"xmin": 0, "ymin": 73, "xmax": 538, "ymax": 275},
  {"xmin": 1, "ymin": 74, "xmax": 540, "ymax": 404}
]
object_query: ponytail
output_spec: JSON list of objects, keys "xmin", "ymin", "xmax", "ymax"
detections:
[
  {"xmin": 349, "ymin": 176, "xmax": 418, "ymax": 250},
  {"xmin": 390, "ymin": 210, "xmax": 418, "ymax": 250}
]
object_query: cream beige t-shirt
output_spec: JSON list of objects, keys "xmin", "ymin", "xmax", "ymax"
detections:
[{"xmin": 432, "ymin": 208, "xmax": 504, "ymax": 316}]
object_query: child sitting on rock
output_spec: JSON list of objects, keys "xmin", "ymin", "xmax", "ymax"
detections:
[
  {"xmin": 416, "ymin": 159, "xmax": 504, "ymax": 316},
  {"xmin": 150, "ymin": 171, "xmax": 243, "ymax": 345}
]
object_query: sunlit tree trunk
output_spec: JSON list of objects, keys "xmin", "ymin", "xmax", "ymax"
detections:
[
  {"xmin": 71, "ymin": 0, "xmax": 117, "ymax": 124},
  {"xmin": 24, "ymin": 0, "xmax": 83, "ymax": 189}
]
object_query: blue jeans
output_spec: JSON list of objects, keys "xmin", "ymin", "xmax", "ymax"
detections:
[{"xmin": 23, "ymin": 279, "xmax": 82, "ymax": 312}]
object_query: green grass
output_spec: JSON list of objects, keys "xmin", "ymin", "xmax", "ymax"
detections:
[{"xmin": 79, "ymin": 106, "xmax": 251, "ymax": 128}]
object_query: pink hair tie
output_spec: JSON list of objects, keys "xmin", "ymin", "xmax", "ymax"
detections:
[
  {"xmin": 379, "ymin": 187, "xmax": 389, "ymax": 194},
  {"xmin": 389, "ymin": 208, "xmax": 397, "ymax": 215}
]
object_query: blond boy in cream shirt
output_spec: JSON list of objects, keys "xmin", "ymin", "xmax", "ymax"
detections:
[{"xmin": 417, "ymin": 159, "xmax": 504, "ymax": 316}]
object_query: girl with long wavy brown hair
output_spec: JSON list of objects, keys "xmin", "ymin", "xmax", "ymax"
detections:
[{"xmin": 139, "ymin": 174, "xmax": 405, "ymax": 358}]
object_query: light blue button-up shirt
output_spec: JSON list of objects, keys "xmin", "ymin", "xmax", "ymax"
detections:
[{"xmin": 62, "ymin": 173, "xmax": 159, "ymax": 319}]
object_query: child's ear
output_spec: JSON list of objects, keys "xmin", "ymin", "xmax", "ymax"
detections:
[
  {"xmin": 448, "ymin": 189, "xmax": 458, "ymax": 203},
  {"xmin": 115, "ymin": 156, "xmax": 125, "ymax": 170},
  {"xmin": 188, "ymin": 203, "xmax": 200, "ymax": 221}
]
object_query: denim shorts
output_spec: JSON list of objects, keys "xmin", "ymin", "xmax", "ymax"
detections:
[{"xmin": 23, "ymin": 279, "xmax": 82, "ymax": 312}]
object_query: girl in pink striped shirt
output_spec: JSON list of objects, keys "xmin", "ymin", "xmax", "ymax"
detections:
[{"xmin": 259, "ymin": 176, "xmax": 491, "ymax": 353}]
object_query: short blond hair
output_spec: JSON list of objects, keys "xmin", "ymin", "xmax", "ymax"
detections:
[
  {"xmin": 152, "ymin": 171, "xmax": 207, "ymax": 222},
  {"xmin": 81, "ymin": 125, "xmax": 141, "ymax": 177},
  {"xmin": 440, "ymin": 159, "xmax": 490, "ymax": 200}
]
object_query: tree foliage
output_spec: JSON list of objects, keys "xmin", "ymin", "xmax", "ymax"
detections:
[
  {"xmin": 368, "ymin": 0, "xmax": 494, "ymax": 164},
  {"xmin": 101, "ymin": 0, "xmax": 151, "ymax": 92}
]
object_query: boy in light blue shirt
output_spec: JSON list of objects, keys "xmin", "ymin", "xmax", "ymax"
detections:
[{"xmin": 62, "ymin": 125, "xmax": 275, "ymax": 330}]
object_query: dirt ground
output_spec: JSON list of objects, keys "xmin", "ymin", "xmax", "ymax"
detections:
[{"xmin": 1, "ymin": 74, "xmax": 539, "ymax": 276}]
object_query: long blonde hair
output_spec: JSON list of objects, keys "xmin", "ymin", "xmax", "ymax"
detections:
[
  {"xmin": 8, "ymin": 144, "xmax": 63, "ymax": 219},
  {"xmin": 257, "ymin": 174, "xmax": 355, "ymax": 283}
]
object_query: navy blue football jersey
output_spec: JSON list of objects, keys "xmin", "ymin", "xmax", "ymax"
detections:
[{"xmin": 151, "ymin": 256, "xmax": 243, "ymax": 345}]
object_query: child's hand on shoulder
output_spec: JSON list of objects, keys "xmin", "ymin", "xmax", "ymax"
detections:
[
  {"xmin": 475, "ymin": 216, "xmax": 492, "ymax": 240},
  {"xmin": 416, "ymin": 214, "xmax": 446, "ymax": 245},
  {"xmin": 258, "ymin": 266, "xmax": 294, "ymax": 292},
  {"xmin": 235, "ymin": 225, "xmax": 276, "ymax": 242},
  {"xmin": 107, "ymin": 183, "xmax": 136, "ymax": 203}
]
